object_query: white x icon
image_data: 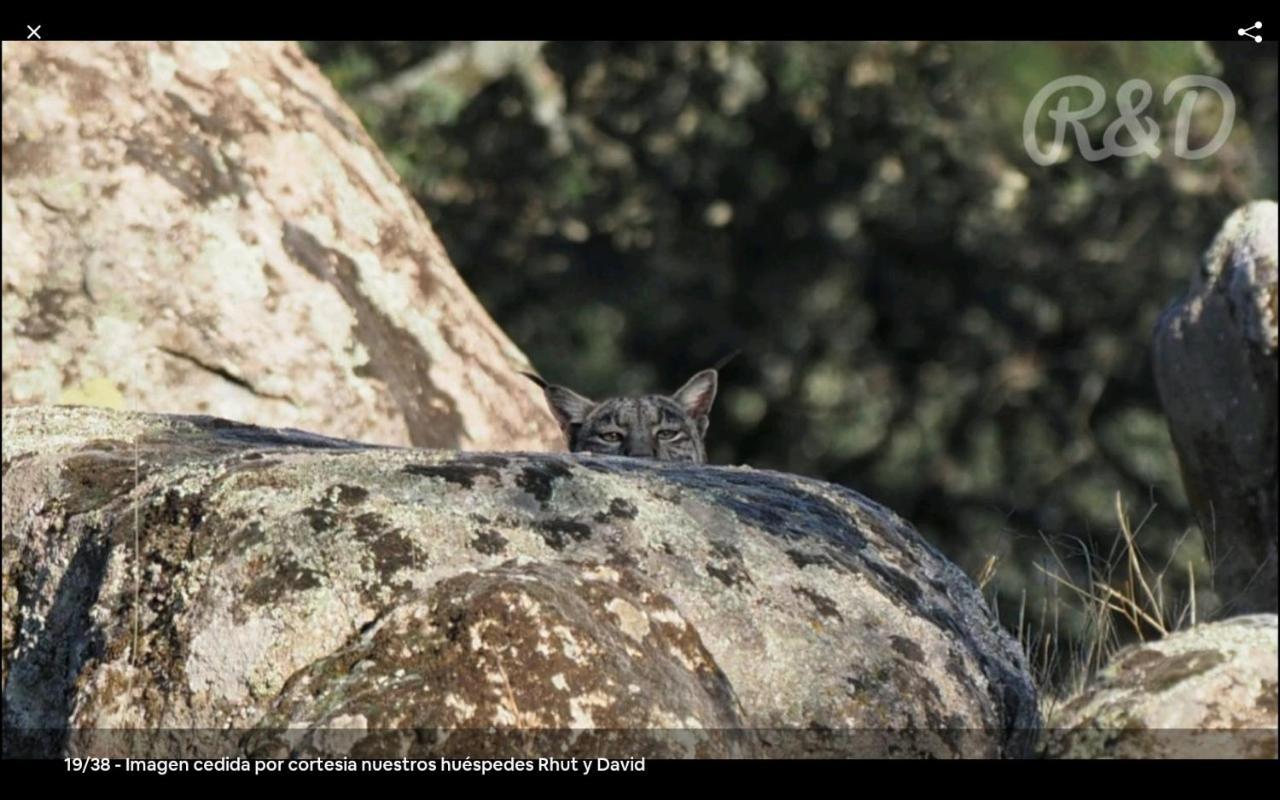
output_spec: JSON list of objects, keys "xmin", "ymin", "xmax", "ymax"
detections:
[{"xmin": 27, "ymin": 25, "xmax": 41, "ymax": 39}]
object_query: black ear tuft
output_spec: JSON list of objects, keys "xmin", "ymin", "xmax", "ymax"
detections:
[
  {"xmin": 525, "ymin": 374, "xmax": 596, "ymax": 439},
  {"xmin": 520, "ymin": 371, "xmax": 550, "ymax": 390}
]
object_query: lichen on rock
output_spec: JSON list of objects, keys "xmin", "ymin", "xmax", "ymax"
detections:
[
  {"xmin": 1044, "ymin": 614, "xmax": 1279, "ymax": 758},
  {"xmin": 1153, "ymin": 200, "xmax": 1278, "ymax": 614},
  {"xmin": 2, "ymin": 405, "xmax": 1040, "ymax": 758}
]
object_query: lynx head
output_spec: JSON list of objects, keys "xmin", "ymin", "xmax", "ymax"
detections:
[{"xmin": 524, "ymin": 369, "xmax": 718, "ymax": 463}]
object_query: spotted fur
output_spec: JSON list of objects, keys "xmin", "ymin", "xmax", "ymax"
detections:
[{"xmin": 524, "ymin": 370, "xmax": 718, "ymax": 464}]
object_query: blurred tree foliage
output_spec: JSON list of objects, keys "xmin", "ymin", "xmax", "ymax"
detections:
[{"xmin": 306, "ymin": 41, "xmax": 1277, "ymax": 689}]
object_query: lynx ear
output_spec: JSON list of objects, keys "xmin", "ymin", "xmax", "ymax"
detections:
[
  {"xmin": 672, "ymin": 369, "xmax": 718, "ymax": 435},
  {"xmin": 523, "ymin": 372, "xmax": 596, "ymax": 435}
]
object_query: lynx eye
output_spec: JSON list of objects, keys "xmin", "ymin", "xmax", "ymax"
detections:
[
  {"xmin": 656, "ymin": 429, "xmax": 682, "ymax": 441},
  {"xmin": 598, "ymin": 431, "xmax": 624, "ymax": 443}
]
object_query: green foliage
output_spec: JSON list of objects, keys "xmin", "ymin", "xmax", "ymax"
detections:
[{"xmin": 309, "ymin": 41, "xmax": 1277, "ymax": 689}]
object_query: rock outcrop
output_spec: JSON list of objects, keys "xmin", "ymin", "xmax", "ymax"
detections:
[
  {"xmin": 1, "ymin": 405, "xmax": 1040, "ymax": 758},
  {"xmin": 1153, "ymin": 200, "xmax": 1278, "ymax": 614},
  {"xmin": 1044, "ymin": 614, "xmax": 1278, "ymax": 758},
  {"xmin": 1, "ymin": 41, "xmax": 561, "ymax": 452}
]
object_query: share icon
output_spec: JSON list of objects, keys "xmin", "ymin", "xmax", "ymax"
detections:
[{"xmin": 1238, "ymin": 21, "xmax": 1262, "ymax": 42}]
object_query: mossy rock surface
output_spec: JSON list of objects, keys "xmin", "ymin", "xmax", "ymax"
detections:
[
  {"xmin": 2, "ymin": 405, "xmax": 1039, "ymax": 758},
  {"xmin": 1045, "ymin": 614, "xmax": 1278, "ymax": 758}
]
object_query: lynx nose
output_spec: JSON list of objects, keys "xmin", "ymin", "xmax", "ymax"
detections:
[{"xmin": 625, "ymin": 431, "xmax": 654, "ymax": 458}]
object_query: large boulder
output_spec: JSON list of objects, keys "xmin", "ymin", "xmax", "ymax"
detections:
[
  {"xmin": 1, "ymin": 41, "xmax": 561, "ymax": 452},
  {"xmin": 1153, "ymin": 201, "xmax": 1278, "ymax": 614},
  {"xmin": 1, "ymin": 405, "xmax": 1040, "ymax": 758},
  {"xmin": 1044, "ymin": 614, "xmax": 1278, "ymax": 758}
]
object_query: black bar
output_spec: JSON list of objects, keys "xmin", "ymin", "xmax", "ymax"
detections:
[{"xmin": 1, "ymin": 9, "xmax": 1273, "ymax": 42}]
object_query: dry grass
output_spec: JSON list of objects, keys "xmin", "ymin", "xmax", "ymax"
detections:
[{"xmin": 985, "ymin": 492, "xmax": 1204, "ymax": 721}]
